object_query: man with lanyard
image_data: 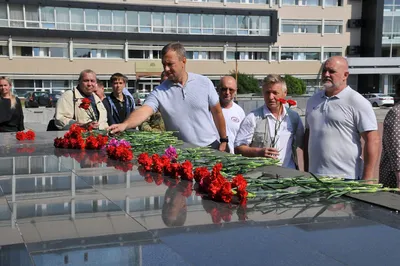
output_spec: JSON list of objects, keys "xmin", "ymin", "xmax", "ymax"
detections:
[
  {"xmin": 108, "ymin": 42, "xmax": 228, "ymax": 151},
  {"xmin": 234, "ymin": 74, "xmax": 304, "ymax": 169},
  {"xmin": 104, "ymin": 73, "xmax": 135, "ymax": 125}
]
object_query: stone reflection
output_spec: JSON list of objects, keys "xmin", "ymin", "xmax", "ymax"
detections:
[{"xmin": 161, "ymin": 180, "xmax": 191, "ymax": 227}]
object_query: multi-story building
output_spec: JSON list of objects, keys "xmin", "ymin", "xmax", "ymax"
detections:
[
  {"xmin": 0, "ymin": 0, "xmax": 382, "ymax": 96},
  {"xmin": 345, "ymin": 0, "xmax": 400, "ymax": 95}
]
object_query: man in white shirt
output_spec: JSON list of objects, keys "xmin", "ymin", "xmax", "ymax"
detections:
[
  {"xmin": 217, "ymin": 76, "xmax": 245, "ymax": 153},
  {"xmin": 234, "ymin": 74, "xmax": 304, "ymax": 169},
  {"xmin": 304, "ymin": 56, "xmax": 380, "ymax": 180}
]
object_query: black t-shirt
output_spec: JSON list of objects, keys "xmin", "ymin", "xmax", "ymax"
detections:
[
  {"xmin": 110, "ymin": 93, "xmax": 126, "ymax": 122},
  {"xmin": 0, "ymin": 97, "xmax": 24, "ymax": 132}
]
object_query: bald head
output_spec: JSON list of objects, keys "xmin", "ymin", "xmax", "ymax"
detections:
[
  {"xmin": 218, "ymin": 76, "xmax": 237, "ymax": 107},
  {"xmin": 322, "ymin": 56, "xmax": 349, "ymax": 95},
  {"xmin": 325, "ymin": 56, "xmax": 349, "ymax": 71}
]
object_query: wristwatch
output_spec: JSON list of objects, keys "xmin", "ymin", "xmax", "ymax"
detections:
[{"xmin": 220, "ymin": 137, "xmax": 229, "ymax": 143}]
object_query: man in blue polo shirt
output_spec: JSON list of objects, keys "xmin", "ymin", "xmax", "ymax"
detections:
[{"xmin": 108, "ymin": 42, "xmax": 228, "ymax": 151}]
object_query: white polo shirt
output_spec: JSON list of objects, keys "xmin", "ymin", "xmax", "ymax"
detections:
[
  {"xmin": 305, "ymin": 86, "xmax": 378, "ymax": 179},
  {"xmin": 144, "ymin": 72, "xmax": 219, "ymax": 146},
  {"xmin": 222, "ymin": 102, "xmax": 246, "ymax": 153}
]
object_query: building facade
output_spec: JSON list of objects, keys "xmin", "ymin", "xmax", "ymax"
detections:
[{"xmin": 0, "ymin": 0, "xmax": 363, "ymax": 96}]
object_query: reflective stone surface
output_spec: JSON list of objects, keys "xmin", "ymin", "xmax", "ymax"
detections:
[{"xmin": 1, "ymin": 132, "xmax": 400, "ymax": 266}]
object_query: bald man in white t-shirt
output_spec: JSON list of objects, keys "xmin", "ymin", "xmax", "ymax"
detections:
[{"xmin": 217, "ymin": 76, "xmax": 245, "ymax": 153}]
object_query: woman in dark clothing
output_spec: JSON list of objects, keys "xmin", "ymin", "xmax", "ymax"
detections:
[
  {"xmin": 0, "ymin": 76, "xmax": 24, "ymax": 132},
  {"xmin": 380, "ymin": 78, "xmax": 400, "ymax": 187}
]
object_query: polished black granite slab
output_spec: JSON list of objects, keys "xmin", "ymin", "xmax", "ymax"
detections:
[{"xmin": 0, "ymin": 132, "xmax": 400, "ymax": 266}]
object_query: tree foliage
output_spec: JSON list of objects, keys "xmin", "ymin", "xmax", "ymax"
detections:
[
  {"xmin": 284, "ymin": 75, "xmax": 306, "ymax": 95},
  {"xmin": 229, "ymin": 71, "xmax": 260, "ymax": 94}
]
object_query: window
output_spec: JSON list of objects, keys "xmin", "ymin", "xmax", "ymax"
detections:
[
  {"xmin": 0, "ymin": 3, "xmax": 7, "ymax": 27},
  {"xmin": 249, "ymin": 16, "xmax": 260, "ymax": 35},
  {"xmin": 50, "ymin": 48, "xmax": 67, "ymax": 57},
  {"xmin": 9, "ymin": 4, "xmax": 24, "ymax": 27},
  {"xmin": 153, "ymin": 50, "xmax": 161, "ymax": 59},
  {"xmin": 74, "ymin": 48, "xmax": 91, "ymax": 58},
  {"xmin": 139, "ymin": 12, "xmax": 151, "ymax": 32},
  {"xmin": 56, "ymin": 7, "xmax": 70, "ymax": 30},
  {"xmin": 238, "ymin": 16, "xmax": 248, "ymax": 35},
  {"xmin": 178, "ymin": 14, "xmax": 189, "ymax": 34},
  {"xmin": 153, "ymin": 13, "xmax": 164, "ymax": 33},
  {"xmin": 190, "ymin": 14, "xmax": 201, "ymax": 34},
  {"xmin": 14, "ymin": 80, "xmax": 35, "ymax": 88},
  {"xmin": 214, "ymin": 15, "xmax": 225, "ymax": 35},
  {"xmin": 209, "ymin": 51, "xmax": 223, "ymax": 60},
  {"xmin": 106, "ymin": 50, "xmax": 123, "ymax": 58},
  {"xmin": 129, "ymin": 50, "xmax": 149, "ymax": 59},
  {"xmin": 113, "ymin": 10, "xmax": 126, "ymax": 32},
  {"xmin": 383, "ymin": 17, "xmax": 393, "ymax": 33},
  {"xmin": 99, "ymin": 10, "xmax": 112, "ymax": 31},
  {"xmin": 305, "ymin": 52, "xmax": 319, "ymax": 60},
  {"xmin": 0, "ymin": 4, "xmax": 272, "ymax": 37},
  {"xmin": 323, "ymin": 51, "xmax": 341, "ymax": 60},
  {"xmin": 25, "ymin": 5, "xmax": 39, "ymax": 28},
  {"xmin": 302, "ymin": 0, "xmax": 320, "ymax": 6},
  {"xmin": 282, "ymin": 0, "xmax": 298, "ymax": 5},
  {"xmin": 41, "ymin": 7, "xmax": 55, "ymax": 29},
  {"xmin": 33, "ymin": 47, "xmax": 50, "ymax": 57},
  {"xmin": 325, "ymin": 0, "xmax": 341, "ymax": 6},
  {"xmin": 165, "ymin": 13, "xmax": 177, "ymax": 33},
  {"xmin": 260, "ymin": 17, "xmax": 270, "ymax": 35},
  {"xmin": 19, "ymin": 47, "xmax": 33, "ymax": 56},
  {"xmin": 71, "ymin": 8, "xmax": 84, "ymax": 30},
  {"xmin": 324, "ymin": 21, "xmax": 342, "ymax": 34},
  {"xmin": 281, "ymin": 51, "xmax": 320, "ymax": 60},
  {"xmin": 0, "ymin": 46, "xmax": 8, "ymax": 56},
  {"xmin": 226, "ymin": 16, "xmax": 237, "ymax": 35},
  {"xmin": 281, "ymin": 20, "xmax": 322, "ymax": 34},
  {"xmin": 127, "ymin": 11, "xmax": 138, "ymax": 32},
  {"xmin": 85, "ymin": 9, "xmax": 98, "ymax": 30},
  {"xmin": 203, "ymin": 15, "xmax": 213, "ymax": 34}
]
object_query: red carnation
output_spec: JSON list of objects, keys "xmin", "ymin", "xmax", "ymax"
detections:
[
  {"xmin": 287, "ymin": 99, "xmax": 297, "ymax": 107},
  {"xmin": 25, "ymin": 130, "xmax": 35, "ymax": 140},
  {"xmin": 16, "ymin": 131, "xmax": 26, "ymax": 141},
  {"xmin": 194, "ymin": 167, "xmax": 210, "ymax": 183},
  {"xmin": 79, "ymin": 98, "xmax": 91, "ymax": 110},
  {"xmin": 219, "ymin": 182, "xmax": 233, "ymax": 203},
  {"xmin": 277, "ymin": 98, "xmax": 287, "ymax": 104},
  {"xmin": 85, "ymin": 135, "xmax": 100, "ymax": 150},
  {"xmin": 180, "ymin": 160, "xmax": 194, "ymax": 181},
  {"xmin": 165, "ymin": 162, "xmax": 181, "ymax": 178},
  {"xmin": 138, "ymin": 153, "xmax": 153, "ymax": 171},
  {"xmin": 152, "ymin": 157, "xmax": 164, "ymax": 173}
]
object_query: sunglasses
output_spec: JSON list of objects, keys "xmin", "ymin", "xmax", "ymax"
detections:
[{"xmin": 219, "ymin": 87, "xmax": 236, "ymax": 93}]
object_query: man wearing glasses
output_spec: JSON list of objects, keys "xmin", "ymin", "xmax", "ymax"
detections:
[{"xmin": 217, "ymin": 76, "xmax": 245, "ymax": 153}]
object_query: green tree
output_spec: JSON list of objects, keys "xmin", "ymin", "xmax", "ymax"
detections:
[
  {"xmin": 284, "ymin": 75, "xmax": 306, "ymax": 95},
  {"xmin": 229, "ymin": 71, "xmax": 260, "ymax": 94}
]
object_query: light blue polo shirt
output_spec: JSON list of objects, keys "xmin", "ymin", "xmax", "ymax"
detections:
[
  {"xmin": 144, "ymin": 72, "xmax": 219, "ymax": 146},
  {"xmin": 305, "ymin": 86, "xmax": 378, "ymax": 179}
]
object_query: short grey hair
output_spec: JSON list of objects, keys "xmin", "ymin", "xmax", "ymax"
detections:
[
  {"xmin": 78, "ymin": 69, "xmax": 96, "ymax": 83},
  {"xmin": 263, "ymin": 74, "xmax": 287, "ymax": 93},
  {"xmin": 161, "ymin": 42, "xmax": 186, "ymax": 60}
]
